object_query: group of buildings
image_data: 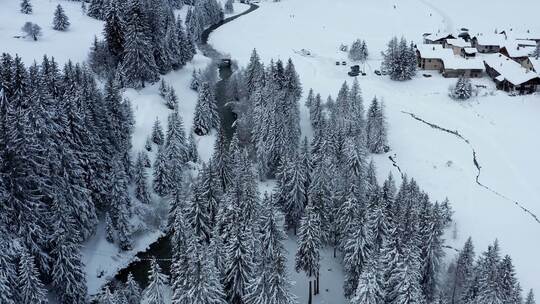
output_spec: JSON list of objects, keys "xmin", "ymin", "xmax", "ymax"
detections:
[{"xmin": 416, "ymin": 29, "xmax": 540, "ymax": 94}]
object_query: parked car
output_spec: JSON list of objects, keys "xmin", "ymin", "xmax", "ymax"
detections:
[
  {"xmin": 336, "ymin": 61, "xmax": 341, "ymax": 66},
  {"xmin": 361, "ymin": 72, "xmax": 367, "ymax": 76},
  {"xmin": 374, "ymin": 70, "xmax": 382, "ymax": 76},
  {"xmin": 342, "ymin": 61, "xmax": 347, "ymax": 65},
  {"xmin": 422, "ymin": 74, "xmax": 432, "ymax": 78},
  {"xmin": 348, "ymin": 71, "xmax": 359, "ymax": 77}
]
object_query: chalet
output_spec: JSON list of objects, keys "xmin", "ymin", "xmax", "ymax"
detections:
[
  {"xmin": 424, "ymin": 33, "xmax": 455, "ymax": 45},
  {"xmin": 416, "ymin": 44, "xmax": 484, "ymax": 78},
  {"xmin": 445, "ymin": 38, "xmax": 472, "ymax": 55},
  {"xmin": 484, "ymin": 54, "xmax": 540, "ymax": 94},
  {"xmin": 471, "ymin": 34, "xmax": 506, "ymax": 53},
  {"xmin": 499, "ymin": 45, "xmax": 536, "ymax": 69}
]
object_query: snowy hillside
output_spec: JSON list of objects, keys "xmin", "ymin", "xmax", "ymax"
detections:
[{"xmin": 209, "ymin": 0, "xmax": 540, "ymax": 294}]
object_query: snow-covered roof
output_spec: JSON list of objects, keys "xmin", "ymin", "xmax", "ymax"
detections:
[
  {"xmin": 446, "ymin": 38, "xmax": 471, "ymax": 48},
  {"xmin": 484, "ymin": 53, "xmax": 540, "ymax": 85},
  {"xmin": 502, "ymin": 45, "xmax": 536, "ymax": 58},
  {"xmin": 515, "ymin": 39, "xmax": 538, "ymax": 47},
  {"xmin": 416, "ymin": 44, "xmax": 484, "ymax": 70},
  {"xmin": 425, "ymin": 32, "xmax": 455, "ymax": 42},
  {"xmin": 463, "ymin": 47, "xmax": 478, "ymax": 54},
  {"xmin": 472, "ymin": 33, "xmax": 507, "ymax": 46}
]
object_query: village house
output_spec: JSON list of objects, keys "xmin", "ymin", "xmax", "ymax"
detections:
[
  {"xmin": 499, "ymin": 44, "xmax": 536, "ymax": 70},
  {"xmin": 416, "ymin": 44, "xmax": 484, "ymax": 77},
  {"xmin": 483, "ymin": 53, "xmax": 540, "ymax": 94},
  {"xmin": 471, "ymin": 34, "xmax": 506, "ymax": 53},
  {"xmin": 424, "ymin": 33, "xmax": 456, "ymax": 45},
  {"xmin": 445, "ymin": 38, "xmax": 472, "ymax": 55}
]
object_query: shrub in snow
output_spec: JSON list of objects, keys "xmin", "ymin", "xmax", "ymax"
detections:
[
  {"xmin": 20, "ymin": 0, "xmax": 32, "ymax": 14},
  {"xmin": 22, "ymin": 22, "xmax": 41, "ymax": 41},
  {"xmin": 450, "ymin": 76, "xmax": 474, "ymax": 100},
  {"xmin": 53, "ymin": 5, "xmax": 70, "ymax": 31},
  {"xmin": 349, "ymin": 39, "xmax": 368, "ymax": 62}
]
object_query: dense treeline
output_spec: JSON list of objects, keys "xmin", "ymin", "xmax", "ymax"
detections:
[
  {"xmin": 88, "ymin": 0, "xmax": 220, "ymax": 88},
  {"xmin": 0, "ymin": 53, "xmax": 134, "ymax": 303}
]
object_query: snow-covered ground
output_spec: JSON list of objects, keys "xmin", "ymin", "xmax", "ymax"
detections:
[
  {"xmin": 209, "ymin": 0, "xmax": 540, "ymax": 294},
  {"xmin": 2, "ymin": 0, "xmax": 540, "ymax": 299},
  {"xmin": 0, "ymin": 0, "xmax": 103, "ymax": 65}
]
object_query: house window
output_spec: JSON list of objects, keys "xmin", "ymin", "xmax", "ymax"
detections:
[{"xmin": 428, "ymin": 59, "xmax": 432, "ymax": 63}]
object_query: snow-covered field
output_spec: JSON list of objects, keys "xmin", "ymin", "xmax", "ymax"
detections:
[
  {"xmin": 209, "ymin": 0, "xmax": 540, "ymax": 295},
  {"xmin": 0, "ymin": 0, "xmax": 102, "ymax": 65}
]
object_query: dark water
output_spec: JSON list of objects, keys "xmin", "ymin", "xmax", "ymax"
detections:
[{"xmin": 111, "ymin": 63, "xmax": 236, "ymax": 290}]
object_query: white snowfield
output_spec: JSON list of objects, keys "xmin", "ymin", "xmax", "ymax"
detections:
[{"xmin": 208, "ymin": 0, "xmax": 540, "ymax": 297}]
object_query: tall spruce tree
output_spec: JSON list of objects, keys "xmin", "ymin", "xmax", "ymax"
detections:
[
  {"xmin": 121, "ymin": 0, "xmax": 160, "ymax": 88},
  {"xmin": 53, "ymin": 5, "xmax": 70, "ymax": 31},
  {"xmin": 143, "ymin": 259, "xmax": 169, "ymax": 304}
]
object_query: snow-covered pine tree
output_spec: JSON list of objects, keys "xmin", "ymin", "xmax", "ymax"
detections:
[
  {"xmin": 212, "ymin": 128, "xmax": 232, "ymax": 191},
  {"xmin": 381, "ymin": 37, "xmax": 417, "ymax": 81},
  {"xmin": 88, "ymin": 0, "xmax": 106, "ymax": 20},
  {"xmin": 124, "ymin": 273, "xmax": 142, "ymax": 304},
  {"xmin": 111, "ymin": 158, "xmax": 133, "ymax": 250},
  {"xmin": 186, "ymin": 180, "xmax": 212, "ymax": 243},
  {"xmin": 143, "ymin": 259, "xmax": 169, "ymax": 304},
  {"xmin": 349, "ymin": 39, "xmax": 368, "ymax": 62},
  {"xmin": 224, "ymin": 223, "xmax": 254, "ymax": 304},
  {"xmin": 121, "ymin": 0, "xmax": 160, "ymax": 88},
  {"xmin": 165, "ymin": 110, "xmax": 189, "ymax": 188},
  {"xmin": 0, "ymin": 237, "xmax": 16, "ymax": 304},
  {"xmin": 450, "ymin": 76, "xmax": 473, "ymax": 100},
  {"xmin": 177, "ymin": 17, "xmax": 195, "ymax": 65},
  {"xmin": 193, "ymin": 81, "xmax": 220, "ymax": 135},
  {"xmin": 475, "ymin": 241, "xmax": 504, "ymax": 304},
  {"xmin": 104, "ymin": 0, "xmax": 125, "ymax": 60},
  {"xmin": 197, "ymin": 161, "xmax": 222, "ymax": 228},
  {"xmin": 105, "ymin": 212, "xmax": 115, "ymax": 242},
  {"xmin": 135, "ymin": 151, "xmax": 152, "ymax": 204},
  {"xmin": 224, "ymin": 0, "xmax": 234, "ymax": 14},
  {"xmin": 245, "ymin": 49, "xmax": 265, "ymax": 98},
  {"xmin": 276, "ymin": 155, "xmax": 307, "ymax": 234},
  {"xmin": 499, "ymin": 255, "xmax": 522, "ymax": 304},
  {"xmin": 52, "ymin": 5, "xmax": 70, "ymax": 31},
  {"xmin": 152, "ymin": 117, "xmax": 165, "ymax": 145},
  {"xmin": 153, "ymin": 145, "xmax": 171, "ymax": 196},
  {"xmin": 18, "ymin": 248, "xmax": 47, "ymax": 304},
  {"xmin": 20, "ymin": 0, "xmax": 32, "ymax": 14},
  {"xmin": 188, "ymin": 131, "xmax": 199, "ymax": 163},
  {"xmin": 295, "ymin": 203, "xmax": 321, "ymax": 277},
  {"xmin": 526, "ymin": 289, "xmax": 536, "ymax": 304},
  {"xmin": 448, "ymin": 237, "xmax": 475, "ymax": 303},
  {"xmin": 343, "ymin": 215, "xmax": 373, "ymax": 298},
  {"xmin": 50, "ymin": 220, "xmax": 87, "ymax": 304},
  {"xmin": 350, "ymin": 261, "xmax": 384, "ymax": 304},
  {"xmin": 366, "ymin": 97, "xmax": 388, "ymax": 154},
  {"xmin": 166, "ymin": 87, "xmax": 179, "ymax": 110}
]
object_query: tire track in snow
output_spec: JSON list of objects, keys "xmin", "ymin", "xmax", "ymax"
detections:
[{"xmin": 401, "ymin": 110, "xmax": 540, "ymax": 225}]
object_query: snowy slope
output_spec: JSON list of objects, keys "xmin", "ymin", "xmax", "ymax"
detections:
[{"xmin": 209, "ymin": 0, "xmax": 540, "ymax": 295}]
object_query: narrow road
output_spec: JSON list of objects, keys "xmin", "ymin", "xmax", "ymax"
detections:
[{"xmin": 401, "ymin": 110, "xmax": 540, "ymax": 225}]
